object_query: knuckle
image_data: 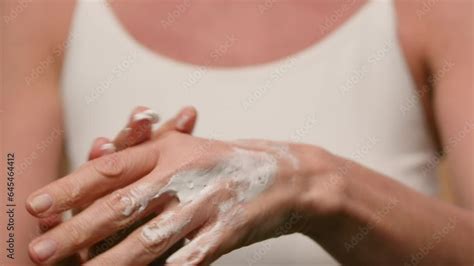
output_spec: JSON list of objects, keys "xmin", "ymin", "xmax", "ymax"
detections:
[
  {"xmin": 153, "ymin": 131, "xmax": 178, "ymax": 148},
  {"xmin": 137, "ymin": 230, "xmax": 171, "ymax": 256},
  {"xmin": 92, "ymin": 152, "xmax": 124, "ymax": 177},
  {"xmin": 103, "ymin": 191, "xmax": 132, "ymax": 228},
  {"xmin": 137, "ymin": 213, "xmax": 183, "ymax": 255},
  {"xmin": 64, "ymin": 221, "xmax": 88, "ymax": 247},
  {"xmin": 56, "ymin": 178, "xmax": 82, "ymax": 209},
  {"xmin": 179, "ymin": 248, "xmax": 210, "ymax": 265}
]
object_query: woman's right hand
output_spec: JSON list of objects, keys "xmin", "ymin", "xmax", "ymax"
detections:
[
  {"xmin": 45, "ymin": 106, "xmax": 198, "ymax": 264},
  {"xmin": 86, "ymin": 106, "xmax": 198, "ymax": 261}
]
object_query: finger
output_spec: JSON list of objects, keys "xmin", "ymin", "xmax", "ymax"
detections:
[
  {"xmin": 165, "ymin": 232, "xmax": 218, "ymax": 266},
  {"xmin": 89, "ymin": 106, "xmax": 195, "ymax": 160},
  {"xmin": 83, "ymin": 138, "xmax": 115, "ymax": 213},
  {"xmin": 88, "ymin": 197, "xmax": 180, "ymax": 259},
  {"xmin": 86, "ymin": 183, "xmax": 232, "ymax": 266},
  {"xmin": 86, "ymin": 198, "xmax": 213, "ymax": 266},
  {"xmin": 88, "ymin": 107, "xmax": 158, "ymax": 160},
  {"xmin": 164, "ymin": 205, "xmax": 249, "ymax": 266},
  {"xmin": 88, "ymin": 137, "xmax": 114, "ymax": 160},
  {"xmin": 27, "ymin": 167, "xmax": 181, "ymax": 264},
  {"xmin": 114, "ymin": 106, "xmax": 159, "ymax": 151},
  {"xmin": 153, "ymin": 106, "xmax": 197, "ymax": 139},
  {"xmin": 27, "ymin": 185, "xmax": 174, "ymax": 264},
  {"xmin": 45, "ymin": 138, "xmax": 112, "ymax": 239},
  {"xmin": 166, "ymin": 197, "xmax": 297, "ymax": 266},
  {"xmin": 26, "ymin": 142, "xmax": 159, "ymax": 218}
]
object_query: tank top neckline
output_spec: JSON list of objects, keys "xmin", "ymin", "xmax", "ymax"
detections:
[{"xmin": 100, "ymin": 0, "xmax": 375, "ymax": 72}]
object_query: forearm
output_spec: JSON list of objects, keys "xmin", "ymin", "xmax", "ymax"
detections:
[
  {"xmin": 1, "ymin": 1, "xmax": 79, "ymax": 264},
  {"xmin": 2, "ymin": 83, "xmax": 64, "ymax": 264},
  {"xmin": 299, "ymin": 151, "xmax": 474, "ymax": 265},
  {"xmin": 2, "ymin": 14, "xmax": 65, "ymax": 262}
]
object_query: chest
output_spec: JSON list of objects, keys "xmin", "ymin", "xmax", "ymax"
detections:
[{"xmin": 109, "ymin": 0, "xmax": 369, "ymax": 67}]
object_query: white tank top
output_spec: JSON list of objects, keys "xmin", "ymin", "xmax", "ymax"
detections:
[{"xmin": 61, "ymin": 0, "xmax": 438, "ymax": 264}]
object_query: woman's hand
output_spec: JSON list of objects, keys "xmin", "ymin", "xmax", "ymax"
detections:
[
  {"xmin": 84, "ymin": 106, "xmax": 198, "ymax": 261},
  {"xmin": 25, "ymin": 130, "xmax": 337, "ymax": 265},
  {"xmin": 31, "ymin": 106, "xmax": 198, "ymax": 264}
]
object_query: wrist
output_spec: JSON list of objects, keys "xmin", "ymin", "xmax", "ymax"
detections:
[{"xmin": 291, "ymin": 144, "xmax": 348, "ymax": 225}]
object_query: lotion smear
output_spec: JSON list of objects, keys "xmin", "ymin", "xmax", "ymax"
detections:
[
  {"xmin": 158, "ymin": 148, "xmax": 278, "ymax": 204},
  {"xmin": 138, "ymin": 148, "xmax": 279, "ymax": 248}
]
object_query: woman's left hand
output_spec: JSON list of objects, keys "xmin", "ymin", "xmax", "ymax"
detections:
[{"xmin": 26, "ymin": 131, "xmax": 339, "ymax": 265}]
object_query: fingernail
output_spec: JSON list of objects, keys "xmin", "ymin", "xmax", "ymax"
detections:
[
  {"xmin": 29, "ymin": 194, "xmax": 53, "ymax": 213},
  {"xmin": 32, "ymin": 239, "xmax": 57, "ymax": 261},
  {"xmin": 100, "ymin": 143, "xmax": 116, "ymax": 155},
  {"xmin": 133, "ymin": 109, "xmax": 160, "ymax": 123},
  {"xmin": 176, "ymin": 113, "xmax": 192, "ymax": 131}
]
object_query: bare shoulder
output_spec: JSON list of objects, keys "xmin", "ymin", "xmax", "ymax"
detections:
[
  {"xmin": 3, "ymin": 0, "xmax": 77, "ymax": 76},
  {"xmin": 393, "ymin": 0, "xmax": 472, "ymax": 147},
  {"xmin": 422, "ymin": 0, "xmax": 472, "ymax": 61},
  {"xmin": 394, "ymin": 0, "xmax": 472, "ymax": 72}
]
